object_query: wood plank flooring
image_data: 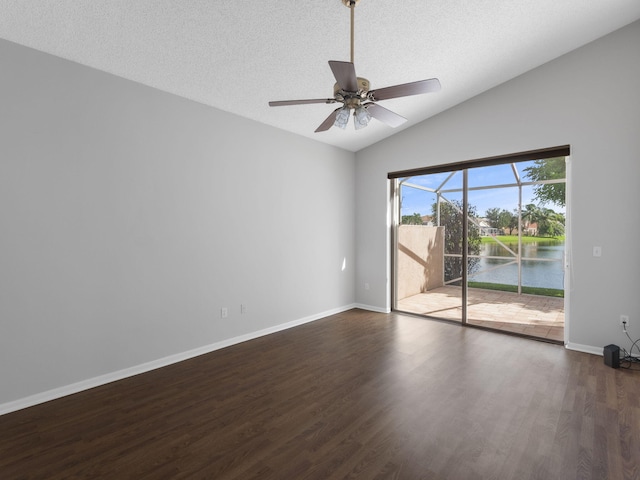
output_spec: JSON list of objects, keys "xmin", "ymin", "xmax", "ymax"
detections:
[{"xmin": 1, "ymin": 309, "xmax": 639, "ymax": 479}]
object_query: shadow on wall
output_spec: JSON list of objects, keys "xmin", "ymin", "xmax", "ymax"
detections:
[{"xmin": 397, "ymin": 226, "xmax": 445, "ymax": 300}]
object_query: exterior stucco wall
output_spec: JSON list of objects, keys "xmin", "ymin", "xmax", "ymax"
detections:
[{"xmin": 397, "ymin": 226, "xmax": 445, "ymax": 299}]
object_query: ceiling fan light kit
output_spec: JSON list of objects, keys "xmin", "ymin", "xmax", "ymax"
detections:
[
  {"xmin": 334, "ymin": 107, "xmax": 350, "ymax": 129},
  {"xmin": 353, "ymin": 105, "xmax": 371, "ymax": 129},
  {"xmin": 268, "ymin": 0, "xmax": 441, "ymax": 132}
]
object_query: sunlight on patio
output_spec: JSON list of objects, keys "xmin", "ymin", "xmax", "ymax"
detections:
[{"xmin": 397, "ymin": 286, "xmax": 564, "ymax": 342}]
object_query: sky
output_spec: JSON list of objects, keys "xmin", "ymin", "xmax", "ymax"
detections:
[{"xmin": 399, "ymin": 160, "xmax": 566, "ymax": 219}]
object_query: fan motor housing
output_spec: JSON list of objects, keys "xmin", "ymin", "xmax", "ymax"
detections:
[{"xmin": 334, "ymin": 77, "xmax": 370, "ymax": 96}]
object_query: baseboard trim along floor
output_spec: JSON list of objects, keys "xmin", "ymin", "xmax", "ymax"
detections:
[{"xmin": 0, "ymin": 303, "xmax": 358, "ymax": 416}]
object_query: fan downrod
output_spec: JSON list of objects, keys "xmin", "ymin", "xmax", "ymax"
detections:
[{"xmin": 341, "ymin": 0, "xmax": 360, "ymax": 63}]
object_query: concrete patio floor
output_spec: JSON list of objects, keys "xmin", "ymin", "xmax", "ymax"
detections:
[{"xmin": 396, "ymin": 285, "xmax": 564, "ymax": 342}]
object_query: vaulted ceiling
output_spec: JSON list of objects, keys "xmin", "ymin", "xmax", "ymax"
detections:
[{"xmin": 1, "ymin": 1, "xmax": 639, "ymax": 152}]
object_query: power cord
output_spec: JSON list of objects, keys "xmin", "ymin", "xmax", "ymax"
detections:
[{"xmin": 620, "ymin": 324, "xmax": 640, "ymax": 370}]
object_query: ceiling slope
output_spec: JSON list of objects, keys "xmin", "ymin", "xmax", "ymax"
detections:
[{"xmin": 1, "ymin": 1, "xmax": 639, "ymax": 151}]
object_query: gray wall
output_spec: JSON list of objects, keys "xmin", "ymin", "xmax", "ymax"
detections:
[
  {"xmin": 355, "ymin": 21, "xmax": 640, "ymax": 352},
  {"xmin": 0, "ymin": 39, "xmax": 355, "ymax": 407}
]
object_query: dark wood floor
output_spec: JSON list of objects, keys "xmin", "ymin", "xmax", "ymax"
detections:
[{"xmin": 1, "ymin": 309, "xmax": 639, "ymax": 479}]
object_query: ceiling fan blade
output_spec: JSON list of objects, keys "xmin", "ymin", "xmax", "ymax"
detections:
[
  {"xmin": 269, "ymin": 98, "xmax": 336, "ymax": 107},
  {"xmin": 366, "ymin": 103, "xmax": 407, "ymax": 128},
  {"xmin": 329, "ymin": 60, "xmax": 358, "ymax": 92},
  {"xmin": 369, "ymin": 78, "xmax": 441, "ymax": 101},
  {"xmin": 315, "ymin": 108, "xmax": 341, "ymax": 133}
]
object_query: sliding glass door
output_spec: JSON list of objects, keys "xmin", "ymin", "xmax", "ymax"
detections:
[
  {"xmin": 391, "ymin": 149, "xmax": 567, "ymax": 342},
  {"xmin": 394, "ymin": 170, "xmax": 464, "ymax": 322}
]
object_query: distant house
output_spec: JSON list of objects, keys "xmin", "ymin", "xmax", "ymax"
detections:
[
  {"xmin": 524, "ymin": 222, "xmax": 538, "ymax": 236},
  {"xmin": 421, "ymin": 215, "xmax": 434, "ymax": 226},
  {"xmin": 478, "ymin": 218, "xmax": 499, "ymax": 236}
]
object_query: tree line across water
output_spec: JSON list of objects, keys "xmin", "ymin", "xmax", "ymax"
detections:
[{"xmin": 401, "ymin": 204, "xmax": 564, "ymax": 238}]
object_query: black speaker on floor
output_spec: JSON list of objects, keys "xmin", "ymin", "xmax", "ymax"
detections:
[{"xmin": 603, "ymin": 344, "xmax": 620, "ymax": 369}]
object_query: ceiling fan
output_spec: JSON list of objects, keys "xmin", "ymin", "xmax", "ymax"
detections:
[{"xmin": 268, "ymin": 0, "xmax": 441, "ymax": 133}]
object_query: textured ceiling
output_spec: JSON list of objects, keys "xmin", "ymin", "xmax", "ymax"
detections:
[{"xmin": 1, "ymin": 1, "xmax": 639, "ymax": 152}]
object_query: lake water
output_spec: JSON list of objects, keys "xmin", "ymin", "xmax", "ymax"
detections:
[{"xmin": 469, "ymin": 240, "xmax": 565, "ymax": 290}]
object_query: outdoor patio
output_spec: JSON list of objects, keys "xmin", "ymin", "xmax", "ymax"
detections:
[{"xmin": 396, "ymin": 285, "xmax": 564, "ymax": 342}]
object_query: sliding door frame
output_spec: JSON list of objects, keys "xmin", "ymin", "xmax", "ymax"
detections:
[{"xmin": 389, "ymin": 145, "xmax": 570, "ymax": 336}]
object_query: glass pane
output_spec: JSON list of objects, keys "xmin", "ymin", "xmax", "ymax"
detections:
[
  {"xmin": 468, "ymin": 163, "xmax": 517, "ymax": 189},
  {"xmin": 395, "ymin": 172, "xmax": 462, "ymax": 322},
  {"xmin": 520, "ymin": 241, "xmax": 565, "ymax": 290},
  {"xmin": 465, "ymin": 161, "xmax": 565, "ymax": 341}
]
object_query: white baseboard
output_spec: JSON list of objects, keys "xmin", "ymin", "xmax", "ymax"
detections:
[
  {"xmin": 0, "ymin": 304, "xmax": 358, "ymax": 416},
  {"xmin": 354, "ymin": 303, "xmax": 391, "ymax": 314},
  {"xmin": 565, "ymin": 342, "xmax": 604, "ymax": 356}
]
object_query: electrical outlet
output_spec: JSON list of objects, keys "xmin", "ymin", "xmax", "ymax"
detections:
[
  {"xmin": 240, "ymin": 304, "xmax": 246, "ymax": 314},
  {"xmin": 620, "ymin": 315, "xmax": 629, "ymax": 328},
  {"xmin": 364, "ymin": 283, "xmax": 370, "ymax": 290},
  {"xmin": 221, "ymin": 307, "xmax": 228, "ymax": 319}
]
